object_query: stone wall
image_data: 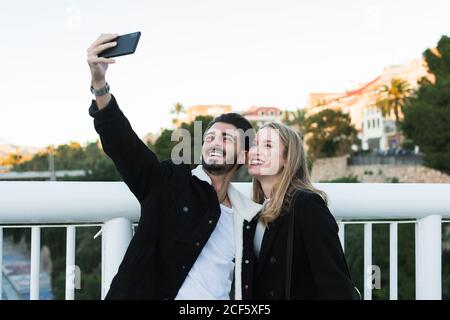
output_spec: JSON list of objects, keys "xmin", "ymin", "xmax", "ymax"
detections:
[
  {"xmin": 311, "ymin": 155, "xmax": 450, "ymax": 183},
  {"xmin": 310, "ymin": 156, "xmax": 349, "ymax": 182}
]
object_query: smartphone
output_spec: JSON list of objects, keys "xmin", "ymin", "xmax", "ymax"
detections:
[{"xmin": 99, "ymin": 32, "xmax": 141, "ymax": 58}]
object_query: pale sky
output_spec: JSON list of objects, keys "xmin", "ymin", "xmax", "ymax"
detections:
[{"xmin": 0, "ymin": 0, "xmax": 448, "ymax": 148}]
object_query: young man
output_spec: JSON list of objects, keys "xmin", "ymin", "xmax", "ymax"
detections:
[{"xmin": 87, "ymin": 34, "xmax": 261, "ymax": 299}]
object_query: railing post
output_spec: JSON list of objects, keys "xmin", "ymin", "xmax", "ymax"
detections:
[
  {"xmin": 30, "ymin": 226, "xmax": 41, "ymax": 300},
  {"xmin": 389, "ymin": 222, "xmax": 398, "ymax": 300},
  {"xmin": 364, "ymin": 223, "xmax": 372, "ymax": 300},
  {"xmin": 101, "ymin": 217, "xmax": 133, "ymax": 299},
  {"xmin": 415, "ymin": 214, "xmax": 442, "ymax": 300},
  {"xmin": 338, "ymin": 222, "xmax": 345, "ymax": 253},
  {"xmin": 0, "ymin": 227, "xmax": 3, "ymax": 300},
  {"xmin": 65, "ymin": 226, "xmax": 76, "ymax": 300}
]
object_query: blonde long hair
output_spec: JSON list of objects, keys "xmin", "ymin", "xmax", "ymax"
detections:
[{"xmin": 253, "ymin": 122, "xmax": 327, "ymax": 225}]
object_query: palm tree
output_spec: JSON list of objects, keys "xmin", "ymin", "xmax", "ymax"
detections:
[
  {"xmin": 170, "ymin": 102, "xmax": 185, "ymax": 127},
  {"xmin": 281, "ymin": 109, "xmax": 291, "ymax": 124},
  {"xmin": 375, "ymin": 78, "xmax": 411, "ymax": 127},
  {"xmin": 282, "ymin": 109, "xmax": 307, "ymax": 138}
]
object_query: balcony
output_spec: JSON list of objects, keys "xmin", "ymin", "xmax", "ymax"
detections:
[{"xmin": 0, "ymin": 181, "xmax": 449, "ymax": 300}]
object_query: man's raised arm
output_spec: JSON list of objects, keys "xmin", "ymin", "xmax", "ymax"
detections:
[{"xmin": 87, "ymin": 34, "xmax": 170, "ymax": 203}]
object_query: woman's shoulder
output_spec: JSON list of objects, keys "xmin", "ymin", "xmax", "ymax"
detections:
[
  {"xmin": 292, "ymin": 188, "xmax": 326, "ymax": 207},
  {"xmin": 291, "ymin": 188, "xmax": 334, "ymax": 223}
]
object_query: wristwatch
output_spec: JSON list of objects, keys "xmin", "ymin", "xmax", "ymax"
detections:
[{"xmin": 90, "ymin": 82, "xmax": 110, "ymax": 96}]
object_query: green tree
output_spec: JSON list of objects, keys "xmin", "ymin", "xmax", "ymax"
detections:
[
  {"xmin": 83, "ymin": 157, "xmax": 121, "ymax": 181},
  {"xmin": 12, "ymin": 150, "xmax": 48, "ymax": 171},
  {"xmin": 82, "ymin": 141, "xmax": 104, "ymax": 169},
  {"xmin": 153, "ymin": 115, "xmax": 214, "ymax": 167},
  {"xmin": 153, "ymin": 129, "xmax": 176, "ymax": 161},
  {"xmin": 319, "ymin": 175, "xmax": 359, "ymax": 183},
  {"xmin": 402, "ymin": 35, "xmax": 450, "ymax": 174},
  {"xmin": 305, "ymin": 108, "xmax": 359, "ymax": 159},
  {"xmin": 53, "ymin": 142, "xmax": 84, "ymax": 169},
  {"xmin": 180, "ymin": 115, "xmax": 214, "ymax": 168}
]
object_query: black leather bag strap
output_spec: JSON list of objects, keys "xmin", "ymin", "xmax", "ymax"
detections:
[
  {"xmin": 285, "ymin": 194, "xmax": 298, "ymax": 300},
  {"xmin": 340, "ymin": 243, "xmax": 362, "ymax": 300}
]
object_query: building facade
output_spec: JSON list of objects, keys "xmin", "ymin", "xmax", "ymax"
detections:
[
  {"xmin": 304, "ymin": 59, "xmax": 430, "ymax": 151},
  {"xmin": 184, "ymin": 104, "xmax": 233, "ymax": 123},
  {"xmin": 242, "ymin": 106, "xmax": 283, "ymax": 127}
]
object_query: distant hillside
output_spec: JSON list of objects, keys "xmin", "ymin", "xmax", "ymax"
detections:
[{"xmin": 0, "ymin": 144, "xmax": 42, "ymax": 159}]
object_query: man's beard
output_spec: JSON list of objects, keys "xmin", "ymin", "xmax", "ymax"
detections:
[{"xmin": 202, "ymin": 157, "xmax": 236, "ymax": 176}]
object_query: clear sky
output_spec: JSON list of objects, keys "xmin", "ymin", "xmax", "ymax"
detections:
[{"xmin": 0, "ymin": 0, "xmax": 448, "ymax": 148}]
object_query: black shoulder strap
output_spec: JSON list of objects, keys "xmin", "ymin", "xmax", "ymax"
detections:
[
  {"xmin": 285, "ymin": 193, "xmax": 298, "ymax": 300},
  {"xmin": 340, "ymin": 244, "xmax": 362, "ymax": 300}
]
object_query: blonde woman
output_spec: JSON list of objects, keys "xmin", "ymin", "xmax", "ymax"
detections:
[{"xmin": 241, "ymin": 122, "xmax": 355, "ymax": 300}]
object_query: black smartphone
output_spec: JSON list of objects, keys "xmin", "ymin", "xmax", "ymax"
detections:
[{"xmin": 99, "ymin": 32, "xmax": 141, "ymax": 58}]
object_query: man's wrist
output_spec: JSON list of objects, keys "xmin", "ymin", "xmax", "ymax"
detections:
[
  {"xmin": 91, "ymin": 80, "xmax": 110, "ymax": 97},
  {"xmin": 91, "ymin": 79, "xmax": 107, "ymax": 90}
]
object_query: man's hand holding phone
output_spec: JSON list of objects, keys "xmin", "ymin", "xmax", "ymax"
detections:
[
  {"xmin": 87, "ymin": 33, "xmax": 118, "ymax": 84},
  {"xmin": 87, "ymin": 32, "xmax": 141, "ymax": 109},
  {"xmin": 87, "ymin": 33, "xmax": 118, "ymax": 108}
]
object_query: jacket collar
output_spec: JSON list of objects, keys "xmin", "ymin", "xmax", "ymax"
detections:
[
  {"xmin": 192, "ymin": 165, "xmax": 262, "ymax": 299},
  {"xmin": 191, "ymin": 164, "xmax": 212, "ymax": 184},
  {"xmin": 191, "ymin": 165, "xmax": 261, "ymax": 222}
]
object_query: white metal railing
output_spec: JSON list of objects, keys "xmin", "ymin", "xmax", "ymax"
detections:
[
  {"xmin": 0, "ymin": 170, "xmax": 86, "ymax": 180},
  {"xmin": 0, "ymin": 181, "xmax": 449, "ymax": 300}
]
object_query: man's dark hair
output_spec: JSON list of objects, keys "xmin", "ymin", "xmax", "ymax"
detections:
[{"xmin": 205, "ymin": 113, "xmax": 254, "ymax": 151}]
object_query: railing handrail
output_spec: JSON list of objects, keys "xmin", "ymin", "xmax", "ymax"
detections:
[
  {"xmin": 0, "ymin": 181, "xmax": 139, "ymax": 224},
  {"xmin": 1, "ymin": 181, "xmax": 447, "ymax": 300},
  {"xmin": 0, "ymin": 170, "xmax": 86, "ymax": 180},
  {"xmin": 1, "ymin": 182, "xmax": 450, "ymax": 223}
]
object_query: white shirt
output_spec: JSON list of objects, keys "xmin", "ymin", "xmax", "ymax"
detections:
[
  {"xmin": 175, "ymin": 204, "xmax": 235, "ymax": 300},
  {"xmin": 254, "ymin": 198, "xmax": 269, "ymax": 257},
  {"xmin": 254, "ymin": 220, "xmax": 266, "ymax": 258}
]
